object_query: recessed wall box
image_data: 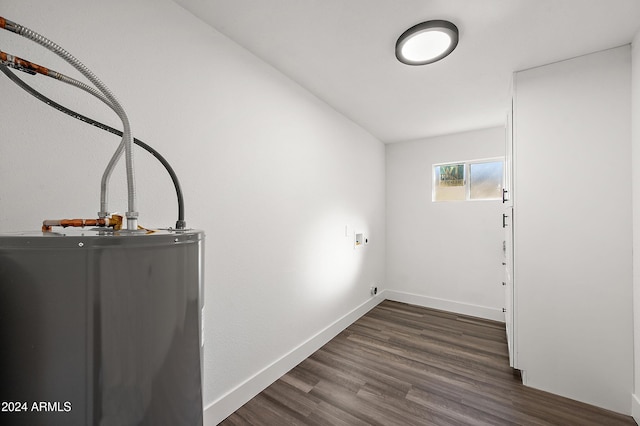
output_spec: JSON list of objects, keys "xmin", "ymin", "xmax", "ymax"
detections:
[{"xmin": 355, "ymin": 233, "xmax": 364, "ymax": 248}]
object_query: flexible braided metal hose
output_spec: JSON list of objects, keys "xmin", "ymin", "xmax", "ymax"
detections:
[
  {"xmin": 3, "ymin": 17, "xmax": 139, "ymax": 229},
  {"xmin": 0, "ymin": 63, "xmax": 187, "ymax": 229}
]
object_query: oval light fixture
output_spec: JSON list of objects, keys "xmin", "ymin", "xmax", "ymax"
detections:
[{"xmin": 395, "ymin": 20, "xmax": 459, "ymax": 65}]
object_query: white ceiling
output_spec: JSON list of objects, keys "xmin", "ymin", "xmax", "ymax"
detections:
[{"xmin": 173, "ymin": 0, "xmax": 640, "ymax": 143}]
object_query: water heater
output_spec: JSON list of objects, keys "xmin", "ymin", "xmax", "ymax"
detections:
[
  {"xmin": 0, "ymin": 15, "xmax": 205, "ymax": 425},
  {"xmin": 0, "ymin": 230, "xmax": 203, "ymax": 426},
  {"xmin": 0, "ymin": 229, "xmax": 204, "ymax": 426}
]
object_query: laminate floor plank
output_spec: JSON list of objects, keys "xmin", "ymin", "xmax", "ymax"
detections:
[{"xmin": 219, "ymin": 300, "xmax": 636, "ymax": 425}]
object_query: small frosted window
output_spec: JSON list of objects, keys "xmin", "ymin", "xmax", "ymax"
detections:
[
  {"xmin": 469, "ymin": 161, "xmax": 503, "ymax": 200},
  {"xmin": 433, "ymin": 164, "xmax": 465, "ymax": 201},
  {"xmin": 433, "ymin": 158, "xmax": 504, "ymax": 202}
]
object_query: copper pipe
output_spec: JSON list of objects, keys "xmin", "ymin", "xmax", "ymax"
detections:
[
  {"xmin": 42, "ymin": 215, "xmax": 123, "ymax": 232},
  {"xmin": 0, "ymin": 50, "xmax": 50, "ymax": 76}
]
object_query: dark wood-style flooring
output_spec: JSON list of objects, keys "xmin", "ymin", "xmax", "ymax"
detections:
[{"xmin": 220, "ymin": 300, "xmax": 636, "ymax": 425}]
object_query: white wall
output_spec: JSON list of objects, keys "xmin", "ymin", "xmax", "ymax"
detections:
[
  {"xmin": 0, "ymin": 1, "xmax": 386, "ymax": 424},
  {"xmin": 385, "ymin": 127, "xmax": 505, "ymax": 321},
  {"xmin": 632, "ymin": 30, "xmax": 640, "ymax": 421},
  {"xmin": 513, "ymin": 46, "xmax": 633, "ymax": 414}
]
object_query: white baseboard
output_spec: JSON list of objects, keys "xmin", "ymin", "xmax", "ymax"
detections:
[
  {"xmin": 383, "ymin": 290, "xmax": 505, "ymax": 322},
  {"xmin": 632, "ymin": 393, "xmax": 640, "ymax": 422},
  {"xmin": 203, "ymin": 293, "xmax": 385, "ymax": 425}
]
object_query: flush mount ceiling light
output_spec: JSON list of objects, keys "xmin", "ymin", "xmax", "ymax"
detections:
[{"xmin": 395, "ymin": 20, "xmax": 459, "ymax": 65}]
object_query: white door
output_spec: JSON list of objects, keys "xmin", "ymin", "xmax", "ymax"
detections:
[
  {"xmin": 503, "ymin": 104, "xmax": 516, "ymax": 368},
  {"xmin": 503, "ymin": 207, "xmax": 515, "ymax": 367}
]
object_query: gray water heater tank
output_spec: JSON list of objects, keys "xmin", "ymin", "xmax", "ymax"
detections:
[{"xmin": 0, "ymin": 229, "xmax": 204, "ymax": 426}]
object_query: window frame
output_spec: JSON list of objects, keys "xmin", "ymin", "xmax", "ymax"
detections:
[{"xmin": 432, "ymin": 157, "xmax": 504, "ymax": 202}]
